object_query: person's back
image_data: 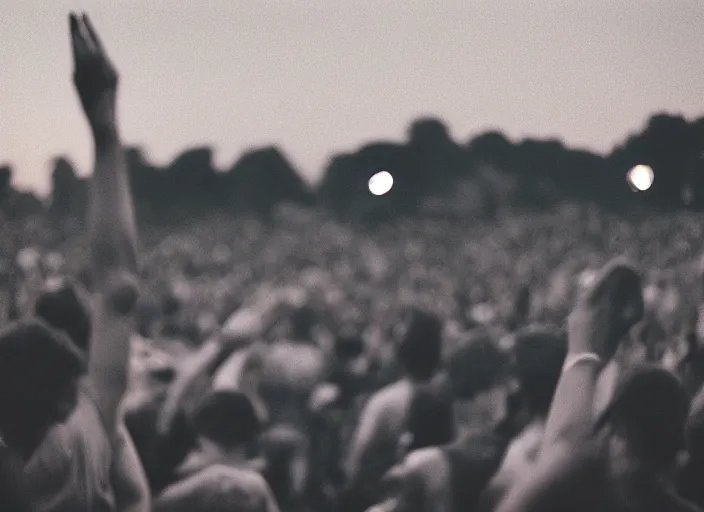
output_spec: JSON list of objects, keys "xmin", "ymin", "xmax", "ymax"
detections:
[
  {"xmin": 154, "ymin": 464, "xmax": 280, "ymax": 512},
  {"xmin": 347, "ymin": 378, "xmax": 414, "ymax": 499},
  {"xmin": 259, "ymin": 305, "xmax": 326, "ymax": 429},
  {"xmin": 260, "ymin": 340, "xmax": 326, "ymax": 428}
]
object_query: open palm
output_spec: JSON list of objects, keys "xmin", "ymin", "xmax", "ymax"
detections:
[{"xmin": 69, "ymin": 12, "xmax": 119, "ymax": 127}]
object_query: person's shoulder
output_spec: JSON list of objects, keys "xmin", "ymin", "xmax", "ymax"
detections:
[
  {"xmin": 22, "ymin": 422, "xmax": 81, "ymax": 510},
  {"xmin": 368, "ymin": 380, "xmax": 413, "ymax": 426},
  {"xmin": 405, "ymin": 446, "xmax": 445, "ymax": 470},
  {"xmin": 158, "ymin": 464, "xmax": 273, "ymax": 512},
  {"xmin": 404, "ymin": 447, "xmax": 448, "ymax": 489},
  {"xmin": 204, "ymin": 464, "xmax": 269, "ymax": 493},
  {"xmin": 25, "ymin": 401, "xmax": 89, "ymax": 476},
  {"xmin": 376, "ymin": 380, "xmax": 413, "ymax": 406},
  {"xmin": 308, "ymin": 382, "xmax": 342, "ymax": 414}
]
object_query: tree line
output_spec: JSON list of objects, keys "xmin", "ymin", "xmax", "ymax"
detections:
[{"xmin": 1, "ymin": 112, "xmax": 703, "ymax": 225}]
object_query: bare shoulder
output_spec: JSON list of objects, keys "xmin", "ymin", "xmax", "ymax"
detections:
[
  {"xmin": 372, "ymin": 380, "xmax": 413, "ymax": 419},
  {"xmin": 198, "ymin": 465, "xmax": 271, "ymax": 499},
  {"xmin": 405, "ymin": 447, "xmax": 445, "ymax": 469},
  {"xmin": 155, "ymin": 464, "xmax": 274, "ymax": 512},
  {"xmin": 405, "ymin": 447, "xmax": 449, "ymax": 491}
]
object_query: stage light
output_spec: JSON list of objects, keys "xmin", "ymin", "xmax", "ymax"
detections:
[
  {"xmin": 627, "ymin": 165, "xmax": 654, "ymax": 191},
  {"xmin": 368, "ymin": 171, "xmax": 394, "ymax": 196}
]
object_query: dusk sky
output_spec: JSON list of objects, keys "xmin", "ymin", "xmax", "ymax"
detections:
[{"xmin": 2, "ymin": 0, "xmax": 703, "ymax": 195}]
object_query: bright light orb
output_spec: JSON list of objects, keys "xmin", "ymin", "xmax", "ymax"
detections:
[
  {"xmin": 627, "ymin": 165, "xmax": 654, "ymax": 192},
  {"xmin": 368, "ymin": 171, "xmax": 394, "ymax": 196}
]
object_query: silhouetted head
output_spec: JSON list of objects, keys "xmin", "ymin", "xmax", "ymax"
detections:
[
  {"xmin": 334, "ymin": 331, "xmax": 365, "ymax": 360},
  {"xmin": 445, "ymin": 330, "xmax": 509, "ymax": 400},
  {"xmin": 445, "ymin": 330, "xmax": 511, "ymax": 428},
  {"xmin": 290, "ymin": 305, "xmax": 315, "ymax": 341},
  {"xmin": 0, "ymin": 319, "xmax": 85, "ymax": 458},
  {"xmin": 191, "ymin": 389, "xmax": 267, "ymax": 449},
  {"xmin": 124, "ymin": 384, "xmax": 198, "ymax": 493},
  {"xmin": 161, "ymin": 292, "xmax": 181, "ymax": 318},
  {"xmin": 396, "ymin": 308, "xmax": 443, "ymax": 382},
  {"xmin": 330, "ymin": 330, "xmax": 369, "ymax": 395},
  {"xmin": 512, "ymin": 325, "xmax": 567, "ymax": 417},
  {"xmin": 34, "ymin": 281, "xmax": 92, "ymax": 354},
  {"xmin": 596, "ymin": 364, "xmax": 690, "ymax": 474}
]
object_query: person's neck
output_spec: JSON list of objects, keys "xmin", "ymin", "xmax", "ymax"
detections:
[
  {"xmin": 408, "ymin": 373, "xmax": 434, "ymax": 385},
  {"xmin": 291, "ymin": 331, "xmax": 311, "ymax": 343},
  {"xmin": 224, "ymin": 444, "xmax": 249, "ymax": 465}
]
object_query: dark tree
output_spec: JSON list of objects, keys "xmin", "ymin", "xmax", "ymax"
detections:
[
  {"xmin": 406, "ymin": 117, "xmax": 467, "ymax": 194},
  {"xmin": 162, "ymin": 146, "xmax": 223, "ymax": 218},
  {"xmin": 125, "ymin": 146, "xmax": 167, "ymax": 220},
  {"xmin": 318, "ymin": 142, "xmax": 412, "ymax": 221},
  {"xmin": 0, "ymin": 165, "xmax": 12, "ymax": 202},
  {"xmin": 225, "ymin": 146, "xmax": 313, "ymax": 216},
  {"xmin": 50, "ymin": 157, "xmax": 87, "ymax": 220}
]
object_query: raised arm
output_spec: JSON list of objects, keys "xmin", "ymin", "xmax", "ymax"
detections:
[
  {"xmin": 156, "ymin": 337, "xmax": 243, "ymax": 437},
  {"xmin": 495, "ymin": 260, "xmax": 643, "ymax": 512},
  {"xmin": 539, "ymin": 260, "xmax": 643, "ymax": 455},
  {"xmin": 69, "ymin": 12, "xmax": 139, "ymax": 437}
]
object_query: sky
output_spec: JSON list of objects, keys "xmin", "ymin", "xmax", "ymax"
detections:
[{"xmin": 1, "ymin": 0, "xmax": 704, "ymax": 196}]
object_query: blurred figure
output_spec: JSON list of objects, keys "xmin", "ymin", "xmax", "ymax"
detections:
[
  {"xmin": 153, "ymin": 464, "xmax": 280, "ymax": 512},
  {"xmin": 479, "ymin": 325, "xmax": 567, "ymax": 510},
  {"xmin": 153, "ymin": 364, "xmax": 277, "ymax": 512},
  {"xmin": 259, "ymin": 305, "xmax": 326, "ymax": 429},
  {"xmin": 27, "ymin": 281, "xmax": 151, "ymax": 512},
  {"xmin": 374, "ymin": 331, "xmax": 511, "ymax": 512},
  {"xmin": 307, "ymin": 331, "xmax": 370, "ymax": 512},
  {"xmin": 0, "ymin": 320, "xmax": 85, "ymax": 511},
  {"xmin": 343, "ymin": 308, "xmax": 444, "ymax": 512}
]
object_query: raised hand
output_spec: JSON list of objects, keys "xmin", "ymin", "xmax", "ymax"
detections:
[
  {"xmin": 69, "ymin": 12, "xmax": 119, "ymax": 129},
  {"xmin": 567, "ymin": 258, "xmax": 644, "ymax": 363},
  {"xmin": 68, "ymin": 11, "xmax": 140, "ymax": 439}
]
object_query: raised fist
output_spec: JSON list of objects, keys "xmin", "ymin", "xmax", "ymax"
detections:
[
  {"xmin": 69, "ymin": 12, "xmax": 119, "ymax": 128},
  {"xmin": 567, "ymin": 258, "xmax": 644, "ymax": 363}
]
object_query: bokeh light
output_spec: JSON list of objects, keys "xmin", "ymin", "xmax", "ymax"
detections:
[
  {"xmin": 627, "ymin": 165, "xmax": 654, "ymax": 192},
  {"xmin": 368, "ymin": 171, "xmax": 394, "ymax": 196}
]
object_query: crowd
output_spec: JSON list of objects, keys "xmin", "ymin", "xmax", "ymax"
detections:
[{"xmin": 3, "ymin": 11, "xmax": 704, "ymax": 512}]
